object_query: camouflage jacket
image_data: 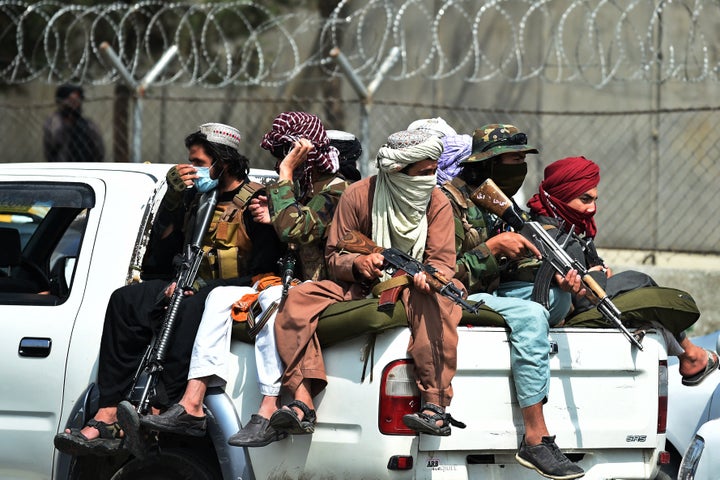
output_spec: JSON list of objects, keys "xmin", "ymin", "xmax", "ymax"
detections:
[
  {"xmin": 440, "ymin": 177, "xmax": 541, "ymax": 294},
  {"xmin": 267, "ymin": 172, "xmax": 349, "ymax": 282}
]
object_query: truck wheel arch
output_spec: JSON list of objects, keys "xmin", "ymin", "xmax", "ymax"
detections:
[{"xmin": 110, "ymin": 447, "xmax": 221, "ymax": 480}]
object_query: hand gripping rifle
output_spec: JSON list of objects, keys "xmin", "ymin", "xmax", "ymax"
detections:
[
  {"xmin": 470, "ymin": 179, "xmax": 644, "ymax": 350},
  {"xmin": 337, "ymin": 230, "xmax": 482, "ymax": 313},
  {"xmin": 128, "ymin": 188, "xmax": 220, "ymax": 414}
]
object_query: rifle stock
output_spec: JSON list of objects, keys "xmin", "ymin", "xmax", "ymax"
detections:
[
  {"xmin": 338, "ymin": 230, "xmax": 481, "ymax": 313},
  {"xmin": 470, "ymin": 179, "xmax": 644, "ymax": 350}
]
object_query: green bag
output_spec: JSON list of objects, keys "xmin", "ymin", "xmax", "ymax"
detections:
[
  {"xmin": 233, "ymin": 298, "xmax": 506, "ymax": 346},
  {"xmin": 565, "ymin": 286, "xmax": 699, "ymax": 337}
]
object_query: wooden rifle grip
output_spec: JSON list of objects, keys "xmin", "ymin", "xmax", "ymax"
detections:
[
  {"xmin": 581, "ymin": 273, "xmax": 607, "ymax": 300},
  {"xmin": 338, "ymin": 230, "xmax": 383, "ymax": 255}
]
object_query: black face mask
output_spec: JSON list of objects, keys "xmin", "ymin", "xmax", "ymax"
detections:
[
  {"xmin": 460, "ymin": 160, "xmax": 527, "ymax": 197},
  {"xmin": 492, "ymin": 162, "xmax": 528, "ymax": 197},
  {"xmin": 459, "ymin": 162, "xmax": 492, "ymax": 187}
]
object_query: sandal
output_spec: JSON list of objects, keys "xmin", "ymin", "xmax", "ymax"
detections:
[
  {"xmin": 116, "ymin": 400, "xmax": 147, "ymax": 459},
  {"xmin": 402, "ymin": 403, "xmax": 466, "ymax": 436},
  {"xmin": 268, "ymin": 400, "xmax": 317, "ymax": 435},
  {"xmin": 682, "ymin": 349, "xmax": 719, "ymax": 386},
  {"xmin": 54, "ymin": 418, "xmax": 123, "ymax": 456}
]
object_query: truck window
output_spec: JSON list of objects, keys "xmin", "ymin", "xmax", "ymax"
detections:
[{"xmin": 0, "ymin": 182, "xmax": 95, "ymax": 305}]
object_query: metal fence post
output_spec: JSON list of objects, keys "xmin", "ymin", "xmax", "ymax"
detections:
[
  {"xmin": 330, "ymin": 47, "xmax": 400, "ymax": 177},
  {"xmin": 100, "ymin": 43, "xmax": 178, "ymax": 163}
]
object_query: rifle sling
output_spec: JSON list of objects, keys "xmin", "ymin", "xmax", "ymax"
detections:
[
  {"xmin": 373, "ymin": 272, "xmax": 410, "ymax": 311},
  {"xmin": 247, "ymin": 300, "xmax": 280, "ymax": 338}
]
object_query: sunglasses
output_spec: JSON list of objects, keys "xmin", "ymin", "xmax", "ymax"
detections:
[{"xmin": 481, "ymin": 132, "xmax": 528, "ymax": 152}]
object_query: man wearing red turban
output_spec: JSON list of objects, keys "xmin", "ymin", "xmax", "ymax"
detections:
[
  {"xmin": 527, "ymin": 156, "xmax": 600, "ymax": 238},
  {"xmin": 527, "ymin": 156, "xmax": 718, "ymax": 391}
]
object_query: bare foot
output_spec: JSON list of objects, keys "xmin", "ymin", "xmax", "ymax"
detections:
[{"xmin": 679, "ymin": 344, "xmax": 711, "ymax": 378}]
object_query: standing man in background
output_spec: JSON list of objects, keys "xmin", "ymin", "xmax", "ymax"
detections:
[{"xmin": 43, "ymin": 84, "xmax": 105, "ymax": 163}]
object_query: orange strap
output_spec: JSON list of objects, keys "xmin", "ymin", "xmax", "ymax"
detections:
[{"xmin": 231, "ymin": 292, "xmax": 261, "ymax": 323}]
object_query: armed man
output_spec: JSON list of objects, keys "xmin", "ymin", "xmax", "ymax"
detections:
[
  {"xmin": 264, "ymin": 129, "xmax": 467, "ymax": 440},
  {"xmin": 54, "ymin": 123, "xmax": 283, "ymax": 456},
  {"xmin": 438, "ymin": 124, "xmax": 586, "ymax": 479},
  {"xmin": 132, "ymin": 113, "xmax": 358, "ymax": 449}
]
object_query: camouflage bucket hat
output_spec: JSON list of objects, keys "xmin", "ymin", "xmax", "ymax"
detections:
[{"xmin": 463, "ymin": 124, "xmax": 538, "ymax": 163}]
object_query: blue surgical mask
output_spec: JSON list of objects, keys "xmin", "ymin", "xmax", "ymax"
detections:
[{"xmin": 194, "ymin": 166, "xmax": 218, "ymax": 193}]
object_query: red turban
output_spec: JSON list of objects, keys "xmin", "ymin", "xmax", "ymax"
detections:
[{"xmin": 527, "ymin": 156, "xmax": 600, "ymax": 237}]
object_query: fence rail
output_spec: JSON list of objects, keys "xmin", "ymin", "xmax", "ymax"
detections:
[{"xmin": 1, "ymin": 1, "xmax": 719, "ymax": 259}]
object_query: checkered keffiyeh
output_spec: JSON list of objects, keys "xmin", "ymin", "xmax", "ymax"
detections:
[{"xmin": 260, "ymin": 112, "xmax": 339, "ymax": 193}]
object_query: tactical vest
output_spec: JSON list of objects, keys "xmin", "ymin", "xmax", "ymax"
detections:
[
  {"xmin": 440, "ymin": 180, "xmax": 484, "ymax": 252},
  {"xmin": 441, "ymin": 178, "xmax": 540, "ymax": 284},
  {"xmin": 191, "ymin": 181, "xmax": 264, "ymax": 281}
]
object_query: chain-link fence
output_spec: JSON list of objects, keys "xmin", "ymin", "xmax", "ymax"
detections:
[
  {"xmin": 1, "ymin": 0, "xmax": 720, "ymax": 264},
  {"xmin": 4, "ymin": 88, "xmax": 719, "ymax": 257}
]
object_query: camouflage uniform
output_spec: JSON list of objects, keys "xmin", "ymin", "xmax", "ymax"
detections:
[
  {"xmin": 267, "ymin": 172, "xmax": 349, "ymax": 282},
  {"xmin": 442, "ymin": 176, "xmax": 542, "ymax": 294},
  {"xmin": 440, "ymin": 124, "xmax": 571, "ymax": 412}
]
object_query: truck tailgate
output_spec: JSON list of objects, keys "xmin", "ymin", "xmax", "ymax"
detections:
[{"xmin": 429, "ymin": 327, "xmax": 665, "ymax": 452}]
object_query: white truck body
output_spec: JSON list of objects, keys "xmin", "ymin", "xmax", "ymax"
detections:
[{"xmin": 0, "ymin": 163, "xmax": 668, "ymax": 480}]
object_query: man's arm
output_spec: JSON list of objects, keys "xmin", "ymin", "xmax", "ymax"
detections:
[
  {"xmin": 325, "ymin": 180, "xmax": 371, "ymax": 283},
  {"xmin": 423, "ymin": 189, "xmax": 461, "ymax": 281},
  {"xmin": 264, "ymin": 175, "xmax": 348, "ymax": 245},
  {"xmin": 42, "ymin": 113, "xmax": 66, "ymax": 162}
]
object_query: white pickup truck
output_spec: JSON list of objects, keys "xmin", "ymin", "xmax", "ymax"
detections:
[{"xmin": 0, "ymin": 163, "xmax": 671, "ymax": 480}]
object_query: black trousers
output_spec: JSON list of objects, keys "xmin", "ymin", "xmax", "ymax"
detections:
[{"xmin": 97, "ymin": 278, "xmax": 230, "ymax": 408}]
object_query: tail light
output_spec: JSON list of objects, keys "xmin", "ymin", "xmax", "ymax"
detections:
[
  {"xmin": 658, "ymin": 360, "xmax": 668, "ymax": 433},
  {"xmin": 379, "ymin": 359, "xmax": 420, "ymax": 435}
]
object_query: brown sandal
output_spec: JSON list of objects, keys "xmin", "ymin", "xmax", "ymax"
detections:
[
  {"xmin": 54, "ymin": 418, "xmax": 123, "ymax": 456},
  {"xmin": 402, "ymin": 403, "xmax": 466, "ymax": 436}
]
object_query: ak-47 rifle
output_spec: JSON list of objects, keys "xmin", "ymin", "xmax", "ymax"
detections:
[
  {"xmin": 337, "ymin": 230, "xmax": 481, "ymax": 313},
  {"xmin": 128, "ymin": 188, "xmax": 220, "ymax": 414},
  {"xmin": 470, "ymin": 178, "xmax": 644, "ymax": 350}
]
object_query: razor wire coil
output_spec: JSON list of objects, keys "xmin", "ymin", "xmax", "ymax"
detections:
[{"xmin": 1, "ymin": 0, "xmax": 718, "ymax": 88}]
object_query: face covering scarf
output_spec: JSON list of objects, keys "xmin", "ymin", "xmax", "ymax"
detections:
[{"xmin": 372, "ymin": 131, "xmax": 443, "ymax": 264}]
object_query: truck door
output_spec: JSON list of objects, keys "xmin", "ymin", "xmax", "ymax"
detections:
[{"xmin": 0, "ymin": 179, "xmax": 100, "ymax": 480}]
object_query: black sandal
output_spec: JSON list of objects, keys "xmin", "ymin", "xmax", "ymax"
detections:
[
  {"xmin": 54, "ymin": 418, "xmax": 123, "ymax": 456},
  {"xmin": 402, "ymin": 403, "xmax": 466, "ymax": 436},
  {"xmin": 268, "ymin": 400, "xmax": 317, "ymax": 435}
]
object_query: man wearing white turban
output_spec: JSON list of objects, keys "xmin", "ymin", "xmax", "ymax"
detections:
[{"xmin": 268, "ymin": 130, "xmax": 467, "ymax": 438}]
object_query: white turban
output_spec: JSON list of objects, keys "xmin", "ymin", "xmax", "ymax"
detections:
[{"xmin": 406, "ymin": 117, "xmax": 458, "ymax": 138}]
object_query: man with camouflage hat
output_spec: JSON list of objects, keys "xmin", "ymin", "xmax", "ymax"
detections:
[
  {"xmin": 439, "ymin": 124, "xmax": 586, "ymax": 479},
  {"xmin": 266, "ymin": 129, "xmax": 466, "ymax": 439},
  {"xmin": 54, "ymin": 123, "xmax": 282, "ymax": 457}
]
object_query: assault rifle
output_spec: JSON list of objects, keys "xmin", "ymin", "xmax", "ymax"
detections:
[
  {"xmin": 337, "ymin": 230, "xmax": 482, "ymax": 313},
  {"xmin": 128, "ymin": 188, "xmax": 220, "ymax": 414},
  {"xmin": 279, "ymin": 243, "xmax": 298, "ymax": 301},
  {"xmin": 470, "ymin": 179, "xmax": 644, "ymax": 350}
]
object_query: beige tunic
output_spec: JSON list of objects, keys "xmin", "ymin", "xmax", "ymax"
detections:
[{"xmin": 274, "ymin": 176, "xmax": 463, "ymax": 407}]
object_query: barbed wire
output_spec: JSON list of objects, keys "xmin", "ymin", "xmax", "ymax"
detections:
[{"xmin": 1, "ymin": 0, "xmax": 718, "ymax": 87}]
